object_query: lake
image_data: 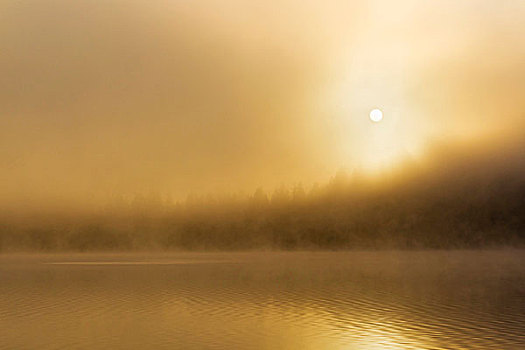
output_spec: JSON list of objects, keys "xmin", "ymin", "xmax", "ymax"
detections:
[{"xmin": 1, "ymin": 250, "xmax": 524, "ymax": 349}]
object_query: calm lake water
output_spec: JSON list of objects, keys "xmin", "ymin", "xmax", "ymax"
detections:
[{"xmin": 1, "ymin": 251, "xmax": 524, "ymax": 349}]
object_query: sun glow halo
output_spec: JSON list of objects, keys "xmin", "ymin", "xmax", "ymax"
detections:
[{"xmin": 370, "ymin": 109, "xmax": 383, "ymax": 122}]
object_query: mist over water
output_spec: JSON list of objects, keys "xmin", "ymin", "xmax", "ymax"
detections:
[
  {"xmin": 1, "ymin": 251, "xmax": 524, "ymax": 350},
  {"xmin": 2, "ymin": 1, "xmax": 525, "ymax": 348},
  {"xmin": 1, "ymin": 133, "xmax": 524, "ymax": 251}
]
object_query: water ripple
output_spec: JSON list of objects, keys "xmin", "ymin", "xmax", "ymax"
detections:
[{"xmin": 1, "ymin": 250, "xmax": 524, "ymax": 349}]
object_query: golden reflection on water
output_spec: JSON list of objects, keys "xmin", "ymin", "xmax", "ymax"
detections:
[
  {"xmin": 1, "ymin": 251, "xmax": 524, "ymax": 350},
  {"xmin": 351, "ymin": 331, "xmax": 423, "ymax": 350}
]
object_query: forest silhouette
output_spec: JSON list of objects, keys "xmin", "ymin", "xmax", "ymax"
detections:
[{"xmin": 1, "ymin": 133, "xmax": 524, "ymax": 251}]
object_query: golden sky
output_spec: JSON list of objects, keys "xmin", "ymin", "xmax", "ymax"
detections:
[{"xmin": 1, "ymin": 0, "xmax": 524, "ymax": 206}]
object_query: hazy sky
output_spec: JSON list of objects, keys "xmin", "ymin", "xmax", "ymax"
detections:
[{"xmin": 1, "ymin": 0, "xmax": 524, "ymax": 206}]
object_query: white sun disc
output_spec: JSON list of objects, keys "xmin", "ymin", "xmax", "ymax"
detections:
[{"xmin": 369, "ymin": 109, "xmax": 383, "ymax": 122}]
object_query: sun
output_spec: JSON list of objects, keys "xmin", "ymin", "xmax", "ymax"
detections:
[{"xmin": 369, "ymin": 109, "xmax": 383, "ymax": 122}]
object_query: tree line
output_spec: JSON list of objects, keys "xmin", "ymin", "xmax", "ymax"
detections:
[{"xmin": 1, "ymin": 136, "xmax": 524, "ymax": 251}]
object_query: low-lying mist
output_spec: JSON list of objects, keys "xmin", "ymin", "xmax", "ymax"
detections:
[{"xmin": 1, "ymin": 132, "xmax": 524, "ymax": 252}]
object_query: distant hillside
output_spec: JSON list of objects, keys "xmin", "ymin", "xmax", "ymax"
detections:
[{"xmin": 1, "ymin": 133, "xmax": 524, "ymax": 251}]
